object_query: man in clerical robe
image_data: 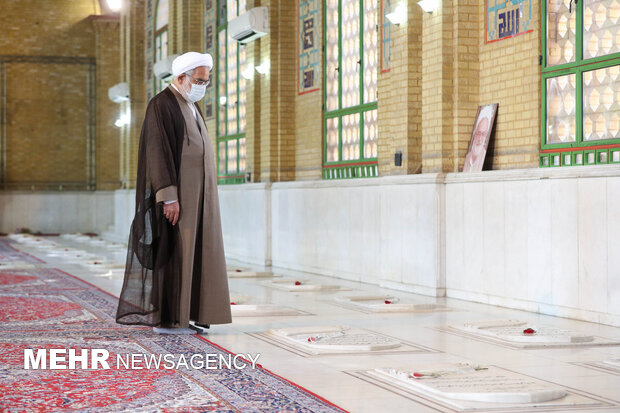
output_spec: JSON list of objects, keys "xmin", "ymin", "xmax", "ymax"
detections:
[{"xmin": 116, "ymin": 52, "xmax": 232, "ymax": 334}]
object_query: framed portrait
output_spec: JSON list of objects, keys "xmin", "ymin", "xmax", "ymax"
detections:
[{"xmin": 463, "ymin": 104, "xmax": 498, "ymax": 172}]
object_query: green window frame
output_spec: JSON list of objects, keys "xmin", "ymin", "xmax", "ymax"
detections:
[
  {"xmin": 322, "ymin": 0, "xmax": 379, "ymax": 180},
  {"xmin": 541, "ymin": 0, "xmax": 620, "ymax": 167},
  {"xmin": 154, "ymin": 0, "xmax": 169, "ymax": 93},
  {"xmin": 216, "ymin": 0, "xmax": 247, "ymax": 185}
]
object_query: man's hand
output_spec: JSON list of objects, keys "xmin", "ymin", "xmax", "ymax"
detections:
[{"xmin": 163, "ymin": 201, "xmax": 180, "ymax": 225}]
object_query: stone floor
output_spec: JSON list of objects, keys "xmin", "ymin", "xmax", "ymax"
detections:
[{"xmin": 9, "ymin": 234, "xmax": 620, "ymax": 413}]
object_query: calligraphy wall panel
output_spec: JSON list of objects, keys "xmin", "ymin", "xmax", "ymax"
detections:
[
  {"xmin": 486, "ymin": 0, "xmax": 534, "ymax": 43},
  {"xmin": 204, "ymin": 0, "xmax": 216, "ymax": 119},
  {"xmin": 298, "ymin": 0, "xmax": 320, "ymax": 95}
]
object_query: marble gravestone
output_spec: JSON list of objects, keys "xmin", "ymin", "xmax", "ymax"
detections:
[
  {"xmin": 334, "ymin": 295, "xmax": 450, "ymax": 313},
  {"xmin": 231, "ymin": 304, "xmax": 303, "ymax": 317},
  {"xmin": 92, "ymin": 268, "xmax": 125, "ymax": 279},
  {"xmin": 80, "ymin": 259, "xmax": 126, "ymax": 270},
  {"xmin": 228, "ymin": 294, "xmax": 306, "ymax": 317},
  {"xmin": 228, "ymin": 294, "xmax": 251, "ymax": 304},
  {"xmin": 67, "ymin": 235, "xmax": 93, "ymax": 242},
  {"xmin": 0, "ymin": 261, "xmax": 43, "ymax": 269},
  {"xmin": 45, "ymin": 249, "xmax": 93, "ymax": 260},
  {"xmin": 458, "ymin": 320, "xmax": 594, "ymax": 343},
  {"xmin": 10, "ymin": 236, "xmax": 57, "ymax": 249},
  {"xmin": 369, "ymin": 363, "xmax": 568, "ymax": 406},
  {"xmin": 269, "ymin": 326, "xmax": 402, "ymax": 353},
  {"xmin": 266, "ymin": 278, "xmax": 344, "ymax": 292},
  {"xmin": 576, "ymin": 357, "xmax": 620, "ymax": 375},
  {"xmin": 227, "ymin": 266, "xmax": 249, "ymax": 272},
  {"xmin": 227, "ymin": 270, "xmax": 275, "ymax": 278},
  {"xmin": 443, "ymin": 320, "xmax": 620, "ymax": 348}
]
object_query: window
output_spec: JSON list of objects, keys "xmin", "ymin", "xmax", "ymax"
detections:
[
  {"xmin": 154, "ymin": 0, "xmax": 169, "ymax": 93},
  {"xmin": 541, "ymin": 0, "xmax": 620, "ymax": 167},
  {"xmin": 323, "ymin": 0, "xmax": 379, "ymax": 179},
  {"xmin": 216, "ymin": 0, "xmax": 247, "ymax": 184}
]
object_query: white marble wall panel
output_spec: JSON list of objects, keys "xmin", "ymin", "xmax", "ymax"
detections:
[
  {"xmin": 445, "ymin": 183, "xmax": 464, "ymax": 292},
  {"xmin": 0, "ymin": 191, "xmax": 114, "ymax": 234},
  {"xmin": 462, "ymin": 183, "xmax": 485, "ymax": 297},
  {"xmin": 550, "ymin": 179, "xmax": 579, "ymax": 309},
  {"xmin": 578, "ymin": 178, "xmax": 608, "ymax": 314},
  {"xmin": 445, "ymin": 166, "xmax": 620, "ymax": 326},
  {"xmin": 503, "ymin": 181, "xmax": 528, "ymax": 302},
  {"xmin": 607, "ymin": 177, "xmax": 620, "ymax": 319},
  {"xmin": 219, "ymin": 183, "xmax": 271, "ymax": 266},
  {"xmin": 526, "ymin": 179, "xmax": 553, "ymax": 306},
  {"xmin": 93, "ymin": 165, "xmax": 620, "ymax": 326},
  {"xmin": 483, "ymin": 181, "xmax": 505, "ymax": 298},
  {"xmin": 100, "ymin": 189, "xmax": 135, "ymax": 243},
  {"xmin": 269, "ymin": 176, "xmax": 442, "ymax": 295}
]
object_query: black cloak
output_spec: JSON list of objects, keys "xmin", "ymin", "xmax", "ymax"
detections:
[{"xmin": 115, "ymin": 88, "xmax": 192, "ymax": 326}]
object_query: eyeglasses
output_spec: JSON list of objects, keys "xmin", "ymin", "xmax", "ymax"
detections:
[{"xmin": 185, "ymin": 73, "xmax": 210, "ymax": 86}]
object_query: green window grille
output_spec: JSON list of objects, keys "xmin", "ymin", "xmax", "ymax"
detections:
[
  {"xmin": 154, "ymin": 0, "xmax": 169, "ymax": 93},
  {"xmin": 216, "ymin": 0, "xmax": 247, "ymax": 184},
  {"xmin": 541, "ymin": 0, "xmax": 620, "ymax": 167},
  {"xmin": 323, "ymin": 0, "xmax": 379, "ymax": 180}
]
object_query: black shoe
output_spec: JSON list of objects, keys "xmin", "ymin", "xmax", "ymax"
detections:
[{"xmin": 189, "ymin": 322, "xmax": 210, "ymax": 334}]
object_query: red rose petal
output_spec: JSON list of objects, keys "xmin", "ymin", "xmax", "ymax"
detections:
[
  {"xmin": 295, "ymin": 281, "xmax": 301, "ymax": 286},
  {"xmin": 236, "ymin": 269, "xmax": 241, "ymax": 272},
  {"xmin": 230, "ymin": 302, "xmax": 236, "ymax": 305},
  {"xmin": 413, "ymin": 373, "xmax": 423, "ymax": 378},
  {"xmin": 384, "ymin": 300, "xmax": 392, "ymax": 304},
  {"xmin": 523, "ymin": 328, "xmax": 536, "ymax": 335}
]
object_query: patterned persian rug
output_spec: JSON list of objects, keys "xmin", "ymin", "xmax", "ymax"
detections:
[{"xmin": 0, "ymin": 238, "xmax": 347, "ymax": 412}]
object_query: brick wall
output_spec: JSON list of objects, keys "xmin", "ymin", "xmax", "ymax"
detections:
[
  {"xmin": 0, "ymin": 1, "xmax": 547, "ymax": 194},
  {"xmin": 239, "ymin": 1, "xmax": 542, "ymax": 179},
  {"xmin": 378, "ymin": 3, "xmax": 423, "ymax": 176},
  {"xmin": 134, "ymin": 0, "xmax": 545, "ymax": 184},
  {"xmin": 120, "ymin": 0, "xmax": 146, "ymax": 189},
  {"xmin": 93, "ymin": 17, "xmax": 121, "ymax": 190},
  {"xmin": 478, "ymin": 1, "xmax": 541, "ymax": 169},
  {"xmin": 0, "ymin": 0, "xmax": 116, "ymax": 190}
]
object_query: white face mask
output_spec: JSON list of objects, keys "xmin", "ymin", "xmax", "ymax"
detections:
[{"xmin": 182, "ymin": 77, "xmax": 206, "ymax": 103}]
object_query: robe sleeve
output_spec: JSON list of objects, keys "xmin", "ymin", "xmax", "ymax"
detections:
[
  {"xmin": 156, "ymin": 185, "xmax": 178, "ymax": 203},
  {"xmin": 144, "ymin": 99, "xmax": 179, "ymax": 195}
]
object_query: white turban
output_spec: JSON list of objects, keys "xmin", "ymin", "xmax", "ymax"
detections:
[{"xmin": 171, "ymin": 52, "xmax": 213, "ymax": 77}]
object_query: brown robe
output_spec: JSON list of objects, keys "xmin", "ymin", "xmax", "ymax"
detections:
[
  {"xmin": 156, "ymin": 86, "xmax": 231, "ymax": 327},
  {"xmin": 115, "ymin": 85, "xmax": 231, "ymax": 327}
]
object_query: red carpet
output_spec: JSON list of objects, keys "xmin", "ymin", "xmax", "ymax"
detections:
[{"xmin": 0, "ymin": 238, "xmax": 348, "ymax": 412}]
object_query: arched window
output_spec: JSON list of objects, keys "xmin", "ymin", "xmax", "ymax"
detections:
[
  {"xmin": 216, "ymin": 0, "xmax": 248, "ymax": 184},
  {"xmin": 154, "ymin": 0, "xmax": 169, "ymax": 92}
]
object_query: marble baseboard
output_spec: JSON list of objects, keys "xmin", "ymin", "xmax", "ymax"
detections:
[{"xmin": 446, "ymin": 288, "xmax": 620, "ymax": 329}]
